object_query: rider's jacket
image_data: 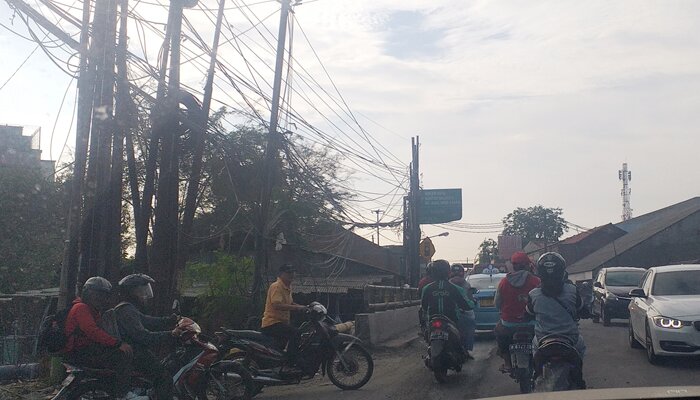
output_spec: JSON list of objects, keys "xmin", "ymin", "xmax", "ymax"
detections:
[
  {"xmin": 63, "ymin": 297, "xmax": 120, "ymax": 353},
  {"xmin": 115, "ymin": 302, "xmax": 176, "ymax": 347},
  {"xmin": 495, "ymin": 270, "xmax": 540, "ymax": 324},
  {"xmin": 526, "ymin": 282, "xmax": 584, "ymax": 345},
  {"xmin": 421, "ymin": 279, "xmax": 471, "ymax": 323}
]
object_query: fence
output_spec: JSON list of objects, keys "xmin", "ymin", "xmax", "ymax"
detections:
[
  {"xmin": 362, "ymin": 284, "xmax": 419, "ymax": 312},
  {"xmin": 1, "ymin": 322, "xmax": 40, "ymax": 366}
]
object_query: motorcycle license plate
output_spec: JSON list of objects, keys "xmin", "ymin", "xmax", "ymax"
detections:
[
  {"xmin": 510, "ymin": 343, "xmax": 533, "ymax": 352},
  {"xmin": 430, "ymin": 331, "xmax": 448, "ymax": 340}
]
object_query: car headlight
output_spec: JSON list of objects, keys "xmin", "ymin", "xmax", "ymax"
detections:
[
  {"xmin": 652, "ymin": 316, "xmax": 685, "ymax": 329},
  {"xmin": 606, "ymin": 292, "xmax": 618, "ymax": 300}
]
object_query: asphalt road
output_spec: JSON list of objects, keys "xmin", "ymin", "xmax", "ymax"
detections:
[{"xmin": 256, "ymin": 319, "xmax": 700, "ymax": 400}]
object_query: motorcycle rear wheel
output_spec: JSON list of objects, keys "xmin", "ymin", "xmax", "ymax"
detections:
[
  {"xmin": 327, "ymin": 344, "xmax": 374, "ymax": 390},
  {"xmin": 516, "ymin": 368, "xmax": 533, "ymax": 393},
  {"xmin": 433, "ymin": 367, "xmax": 448, "ymax": 383},
  {"xmin": 205, "ymin": 361, "xmax": 255, "ymax": 400}
]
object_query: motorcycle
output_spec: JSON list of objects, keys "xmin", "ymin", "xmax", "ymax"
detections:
[
  {"xmin": 532, "ymin": 334, "xmax": 584, "ymax": 392},
  {"xmin": 216, "ymin": 302, "xmax": 373, "ymax": 396},
  {"xmin": 505, "ymin": 326, "xmax": 535, "ymax": 393},
  {"xmin": 53, "ymin": 317, "xmax": 254, "ymax": 400},
  {"xmin": 423, "ymin": 315, "xmax": 465, "ymax": 383}
]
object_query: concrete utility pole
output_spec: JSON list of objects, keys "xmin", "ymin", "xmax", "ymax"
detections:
[
  {"xmin": 619, "ymin": 163, "xmax": 632, "ymax": 221},
  {"xmin": 404, "ymin": 136, "xmax": 420, "ymax": 286},
  {"xmin": 253, "ymin": 0, "xmax": 292, "ymax": 308},
  {"xmin": 372, "ymin": 209, "xmax": 383, "ymax": 245}
]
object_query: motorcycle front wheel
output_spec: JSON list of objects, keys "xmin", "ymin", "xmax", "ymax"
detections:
[
  {"xmin": 65, "ymin": 381, "xmax": 114, "ymax": 400},
  {"xmin": 327, "ymin": 343, "xmax": 374, "ymax": 390}
]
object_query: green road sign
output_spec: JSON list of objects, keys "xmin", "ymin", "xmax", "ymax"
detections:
[{"xmin": 418, "ymin": 189, "xmax": 462, "ymax": 224}]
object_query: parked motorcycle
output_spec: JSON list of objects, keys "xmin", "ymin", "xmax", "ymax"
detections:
[
  {"xmin": 216, "ymin": 302, "xmax": 373, "ymax": 396},
  {"xmin": 423, "ymin": 315, "xmax": 465, "ymax": 383},
  {"xmin": 53, "ymin": 317, "xmax": 254, "ymax": 400},
  {"xmin": 532, "ymin": 334, "xmax": 584, "ymax": 392},
  {"xmin": 506, "ymin": 326, "xmax": 534, "ymax": 393}
]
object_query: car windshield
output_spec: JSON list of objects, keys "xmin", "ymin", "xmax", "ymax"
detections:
[
  {"xmin": 605, "ymin": 271, "xmax": 644, "ymax": 287},
  {"xmin": 652, "ymin": 270, "xmax": 700, "ymax": 296},
  {"xmin": 466, "ymin": 274, "xmax": 505, "ymax": 290}
]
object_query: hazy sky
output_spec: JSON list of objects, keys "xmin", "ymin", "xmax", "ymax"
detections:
[{"xmin": 2, "ymin": 0, "xmax": 700, "ymax": 262}]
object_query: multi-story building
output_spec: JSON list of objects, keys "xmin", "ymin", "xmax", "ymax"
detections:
[{"xmin": 0, "ymin": 125, "xmax": 55, "ymax": 178}]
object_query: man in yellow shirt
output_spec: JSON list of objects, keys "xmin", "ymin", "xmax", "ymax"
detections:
[{"xmin": 261, "ymin": 264, "xmax": 306, "ymax": 361}]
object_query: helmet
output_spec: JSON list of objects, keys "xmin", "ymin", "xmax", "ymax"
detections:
[
  {"xmin": 432, "ymin": 259, "xmax": 451, "ymax": 280},
  {"xmin": 510, "ymin": 252, "xmax": 531, "ymax": 271},
  {"xmin": 83, "ymin": 276, "xmax": 112, "ymax": 294},
  {"xmin": 118, "ymin": 273, "xmax": 155, "ymax": 300},
  {"xmin": 451, "ymin": 263, "xmax": 465, "ymax": 277},
  {"xmin": 536, "ymin": 252, "xmax": 567, "ymax": 283}
]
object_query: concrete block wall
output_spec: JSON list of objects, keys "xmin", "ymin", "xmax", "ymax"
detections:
[{"xmin": 355, "ymin": 305, "xmax": 420, "ymax": 346}]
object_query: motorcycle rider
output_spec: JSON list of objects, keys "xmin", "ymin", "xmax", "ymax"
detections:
[
  {"xmin": 449, "ymin": 264, "xmax": 476, "ymax": 358},
  {"xmin": 62, "ymin": 277, "xmax": 145, "ymax": 400},
  {"xmin": 115, "ymin": 274, "xmax": 179, "ymax": 400},
  {"xmin": 261, "ymin": 264, "xmax": 307, "ymax": 364},
  {"xmin": 421, "ymin": 260, "xmax": 472, "ymax": 331},
  {"xmin": 418, "ymin": 262, "xmax": 435, "ymax": 332},
  {"xmin": 526, "ymin": 252, "xmax": 589, "ymax": 389},
  {"xmin": 494, "ymin": 251, "xmax": 540, "ymax": 372}
]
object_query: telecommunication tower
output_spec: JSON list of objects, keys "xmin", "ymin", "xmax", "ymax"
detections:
[{"xmin": 619, "ymin": 163, "xmax": 632, "ymax": 221}]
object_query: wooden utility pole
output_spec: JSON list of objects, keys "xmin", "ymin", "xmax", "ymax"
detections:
[
  {"xmin": 372, "ymin": 209, "xmax": 383, "ymax": 245},
  {"xmin": 57, "ymin": 0, "xmax": 94, "ymax": 308},
  {"xmin": 252, "ymin": 0, "xmax": 292, "ymax": 308},
  {"xmin": 150, "ymin": 0, "xmax": 185, "ymax": 313},
  {"xmin": 176, "ymin": 0, "xmax": 226, "ymax": 283}
]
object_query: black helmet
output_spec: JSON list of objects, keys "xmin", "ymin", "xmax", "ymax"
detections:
[
  {"xmin": 536, "ymin": 252, "xmax": 567, "ymax": 283},
  {"xmin": 451, "ymin": 263, "xmax": 464, "ymax": 277},
  {"xmin": 83, "ymin": 276, "xmax": 112, "ymax": 294},
  {"xmin": 425, "ymin": 262, "xmax": 435, "ymax": 277},
  {"xmin": 432, "ymin": 259, "xmax": 451, "ymax": 280},
  {"xmin": 119, "ymin": 274, "xmax": 155, "ymax": 301}
]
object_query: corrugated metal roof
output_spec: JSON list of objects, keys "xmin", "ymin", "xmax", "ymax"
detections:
[{"xmin": 567, "ymin": 197, "xmax": 700, "ymax": 274}]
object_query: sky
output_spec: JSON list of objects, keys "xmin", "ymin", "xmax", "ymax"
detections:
[{"xmin": 2, "ymin": 0, "xmax": 700, "ymax": 262}]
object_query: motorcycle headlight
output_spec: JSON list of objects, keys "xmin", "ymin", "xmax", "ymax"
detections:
[{"xmin": 652, "ymin": 316, "xmax": 685, "ymax": 329}]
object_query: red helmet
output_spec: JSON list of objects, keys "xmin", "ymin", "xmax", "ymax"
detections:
[{"xmin": 510, "ymin": 252, "xmax": 531, "ymax": 270}]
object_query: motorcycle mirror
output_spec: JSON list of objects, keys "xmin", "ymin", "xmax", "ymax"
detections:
[{"xmin": 172, "ymin": 299, "xmax": 181, "ymax": 313}]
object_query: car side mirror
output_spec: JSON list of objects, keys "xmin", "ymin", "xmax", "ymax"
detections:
[
  {"xmin": 593, "ymin": 282, "xmax": 603, "ymax": 289},
  {"xmin": 628, "ymin": 288, "xmax": 646, "ymax": 298}
]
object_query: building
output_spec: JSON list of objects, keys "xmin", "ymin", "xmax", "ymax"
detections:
[
  {"xmin": 525, "ymin": 224, "xmax": 626, "ymax": 264},
  {"xmin": 0, "ymin": 125, "xmax": 55, "ymax": 178},
  {"xmin": 567, "ymin": 197, "xmax": 700, "ymax": 281}
]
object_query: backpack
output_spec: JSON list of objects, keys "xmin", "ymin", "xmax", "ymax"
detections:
[
  {"xmin": 38, "ymin": 307, "xmax": 71, "ymax": 353},
  {"xmin": 98, "ymin": 302, "xmax": 129, "ymax": 340}
]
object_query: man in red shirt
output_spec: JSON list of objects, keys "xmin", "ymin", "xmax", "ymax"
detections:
[
  {"xmin": 494, "ymin": 252, "xmax": 540, "ymax": 371},
  {"xmin": 63, "ymin": 277, "xmax": 143, "ymax": 400}
]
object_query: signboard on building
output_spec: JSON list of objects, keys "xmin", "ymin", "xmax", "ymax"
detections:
[
  {"xmin": 418, "ymin": 189, "xmax": 462, "ymax": 224},
  {"xmin": 498, "ymin": 234, "xmax": 523, "ymax": 261}
]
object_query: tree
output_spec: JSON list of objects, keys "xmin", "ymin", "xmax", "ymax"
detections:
[
  {"xmin": 477, "ymin": 238, "xmax": 498, "ymax": 265},
  {"xmin": 0, "ymin": 166, "xmax": 70, "ymax": 293},
  {"xmin": 502, "ymin": 205, "xmax": 568, "ymax": 248}
]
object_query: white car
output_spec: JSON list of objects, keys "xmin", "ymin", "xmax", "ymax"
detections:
[{"xmin": 628, "ymin": 264, "xmax": 700, "ymax": 364}]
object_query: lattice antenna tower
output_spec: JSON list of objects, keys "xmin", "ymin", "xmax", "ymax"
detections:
[{"xmin": 619, "ymin": 163, "xmax": 632, "ymax": 221}]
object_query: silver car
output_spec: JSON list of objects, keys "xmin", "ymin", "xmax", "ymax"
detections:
[{"xmin": 628, "ymin": 264, "xmax": 700, "ymax": 364}]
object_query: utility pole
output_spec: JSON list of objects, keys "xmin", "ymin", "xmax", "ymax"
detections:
[
  {"xmin": 619, "ymin": 163, "xmax": 632, "ymax": 221},
  {"xmin": 404, "ymin": 136, "xmax": 420, "ymax": 287},
  {"xmin": 150, "ymin": 0, "xmax": 186, "ymax": 313},
  {"xmin": 253, "ymin": 0, "xmax": 292, "ymax": 308},
  {"xmin": 372, "ymin": 209, "xmax": 383, "ymax": 245}
]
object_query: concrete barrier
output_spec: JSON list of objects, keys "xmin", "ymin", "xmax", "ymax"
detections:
[{"xmin": 355, "ymin": 305, "xmax": 420, "ymax": 346}]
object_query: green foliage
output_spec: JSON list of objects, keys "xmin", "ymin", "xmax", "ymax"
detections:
[
  {"xmin": 183, "ymin": 252, "xmax": 255, "ymax": 330},
  {"xmin": 477, "ymin": 238, "xmax": 498, "ymax": 265},
  {"xmin": 502, "ymin": 205, "xmax": 568, "ymax": 246},
  {"xmin": 192, "ymin": 116, "xmax": 352, "ymax": 252},
  {"xmin": 0, "ymin": 166, "xmax": 69, "ymax": 293}
]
